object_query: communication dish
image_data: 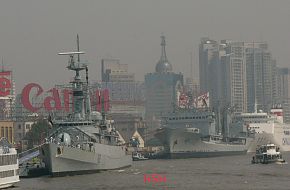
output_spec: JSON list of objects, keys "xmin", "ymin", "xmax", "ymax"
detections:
[{"xmin": 58, "ymin": 51, "xmax": 85, "ymax": 55}]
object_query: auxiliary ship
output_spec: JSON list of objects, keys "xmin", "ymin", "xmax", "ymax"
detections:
[
  {"xmin": 154, "ymin": 108, "xmax": 251, "ymax": 158},
  {"xmin": 39, "ymin": 42, "xmax": 132, "ymax": 176}
]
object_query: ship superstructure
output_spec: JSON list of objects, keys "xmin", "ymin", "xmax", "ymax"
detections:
[
  {"xmin": 0, "ymin": 137, "xmax": 19, "ymax": 189},
  {"xmin": 39, "ymin": 40, "xmax": 131, "ymax": 176}
]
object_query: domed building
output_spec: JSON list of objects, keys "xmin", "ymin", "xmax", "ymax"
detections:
[
  {"xmin": 155, "ymin": 36, "xmax": 173, "ymax": 73},
  {"xmin": 145, "ymin": 35, "xmax": 183, "ymax": 127}
]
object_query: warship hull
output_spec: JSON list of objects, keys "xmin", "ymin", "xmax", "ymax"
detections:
[
  {"xmin": 155, "ymin": 127, "xmax": 250, "ymax": 158},
  {"xmin": 40, "ymin": 143, "xmax": 132, "ymax": 176}
]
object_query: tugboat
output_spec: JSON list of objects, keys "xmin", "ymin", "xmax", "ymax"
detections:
[
  {"xmin": 251, "ymin": 144, "xmax": 285, "ymax": 164},
  {"xmin": 39, "ymin": 37, "xmax": 132, "ymax": 176}
]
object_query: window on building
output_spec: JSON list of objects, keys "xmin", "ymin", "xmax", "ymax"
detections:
[{"xmin": 25, "ymin": 124, "xmax": 30, "ymax": 129}]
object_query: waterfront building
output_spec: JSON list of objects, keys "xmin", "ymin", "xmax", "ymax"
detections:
[
  {"xmin": 101, "ymin": 58, "xmax": 135, "ymax": 82},
  {"xmin": 0, "ymin": 120, "xmax": 14, "ymax": 143},
  {"xmin": 0, "ymin": 70, "xmax": 16, "ymax": 119},
  {"xmin": 109, "ymin": 113, "xmax": 146, "ymax": 147},
  {"xmin": 13, "ymin": 120, "xmax": 37, "ymax": 145}
]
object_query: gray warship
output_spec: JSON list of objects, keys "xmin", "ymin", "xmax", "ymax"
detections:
[
  {"xmin": 154, "ymin": 108, "xmax": 251, "ymax": 158},
  {"xmin": 39, "ymin": 43, "xmax": 132, "ymax": 176}
]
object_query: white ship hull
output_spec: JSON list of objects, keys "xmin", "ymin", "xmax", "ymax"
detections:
[
  {"xmin": 155, "ymin": 128, "xmax": 251, "ymax": 158},
  {"xmin": 0, "ymin": 181, "xmax": 19, "ymax": 189},
  {"xmin": 40, "ymin": 142, "xmax": 132, "ymax": 176},
  {"xmin": 247, "ymin": 123, "xmax": 290, "ymax": 152}
]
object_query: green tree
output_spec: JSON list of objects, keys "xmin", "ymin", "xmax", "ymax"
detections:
[{"xmin": 25, "ymin": 118, "xmax": 50, "ymax": 148}]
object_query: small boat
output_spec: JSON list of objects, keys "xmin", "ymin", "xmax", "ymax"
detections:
[
  {"xmin": 132, "ymin": 152, "xmax": 148, "ymax": 161},
  {"xmin": 251, "ymin": 144, "xmax": 286, "ymax": 164}
]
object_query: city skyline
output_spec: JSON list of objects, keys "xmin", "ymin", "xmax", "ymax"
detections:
[{"xmin": 0, "ymin": 0, "xmax": 290, "ymax": 93}]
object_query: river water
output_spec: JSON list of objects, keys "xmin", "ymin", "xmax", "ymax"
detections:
[{"xmin": 15, "ymin": 152, "xmax": 290, "ymax": 190}]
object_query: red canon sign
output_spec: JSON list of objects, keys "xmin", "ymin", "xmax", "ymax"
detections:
[
  {"xmin": 21, "ymin": 83, "xmax": 109, "ymax": 113},
  {"xmin": 21, "ymin": 83, "xmax": 71, "ymax": 112}
]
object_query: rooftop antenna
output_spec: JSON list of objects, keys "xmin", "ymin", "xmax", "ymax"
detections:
[{"xmin": 160, "ymin": 33, "xmax": 168, "ymax": 62}]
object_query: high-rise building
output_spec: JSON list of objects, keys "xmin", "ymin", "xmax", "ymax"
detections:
[
  {"xmin": 276, "ymin": 67, "xmax": 290, "ymax": 123},
  {"xmin": 184, "ymin": 77, "xmax": 200, "ymax": 99},
  {"xmin": 199, "ymin": 38, "xmax": 219, "ymax": 92},
  {"xmin": 145, "ymin": 35, "xmax": 183, "ymax": 122},
  {"xmin": 221, "ymin": 40, "xmax": 247, "ymax": 113},
  {"xmin": 199, "ymin": 38, "xmax": 280, "ymax": 114},
  {"xmin": 277, "ymin": 68, "xmax": 290, "ymax": 101},
  {"xmin": 245, "ymin": 42, "xmax": 276, "ymax": 112},
  {"xmin": 199, "ymin": 38, "xmax": 223, "ymax": 110}
]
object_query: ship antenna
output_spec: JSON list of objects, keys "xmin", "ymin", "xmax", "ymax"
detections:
[
  {"xmin": 77, "ymin": 34, "xmax": 80, "ymax": 63},
  {"xmin": 58, "ymin": 36, "xmax": 86, "ymax": 119}
]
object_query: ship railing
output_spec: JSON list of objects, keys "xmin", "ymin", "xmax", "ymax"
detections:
[{"xmin": 18, "ymin": 143, "xmax": 44, "ymax": 159}]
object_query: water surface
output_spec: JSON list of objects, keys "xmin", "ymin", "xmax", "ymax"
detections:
[{"xmin": 15, "ymin": 152, "xmax": 290, "ymax": 190}]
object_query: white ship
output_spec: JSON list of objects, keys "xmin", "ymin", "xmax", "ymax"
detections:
[
  {"xmin": 232, "ymin": 107, "xmax": 290, "ymax": 152},
  {"xmin": 0, "ymin": 138, "xmax": 19, "ymax": 189},
  {"xmin": 39, "ymin": 41, "xmax": 132, "ymax": 176}
]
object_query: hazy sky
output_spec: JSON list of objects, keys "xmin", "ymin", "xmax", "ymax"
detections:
[{"xmin": 0, "ymin": 0, "xmax": 290, "ymax": 93}]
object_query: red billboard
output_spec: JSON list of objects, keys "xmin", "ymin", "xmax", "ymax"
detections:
[
  {"xmin": 21, "ymin": 83, "xmax": 109, "ymax": 113},
  {"xmin": 0, "ymin": 71, "xmax": 12, "ymax": 97}
]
